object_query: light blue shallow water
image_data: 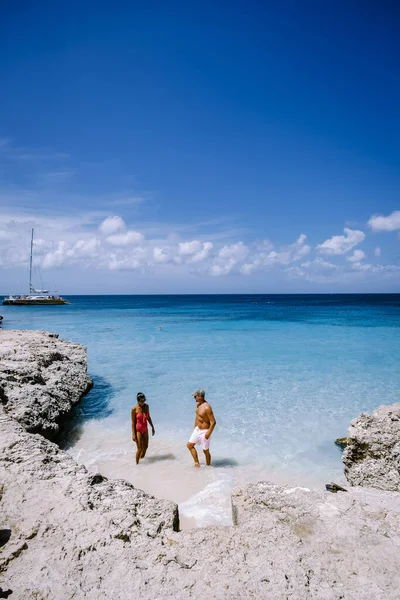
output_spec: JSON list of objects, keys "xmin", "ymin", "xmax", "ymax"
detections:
[{"xmin": 2, "ymin": 294, "xmax": 399, "ymax": 524}]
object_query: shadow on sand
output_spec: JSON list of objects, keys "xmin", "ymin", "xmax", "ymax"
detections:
[
  {"xmin": 55, "ymin": 375, "xmax": 114, "ymax": 450},
  {"xmin": 211, "ymin": 458, "xmax": 239, "ymax": 468},
  {"xmin": 145, "ymin": 453, "xmax": 176, "ymax": 463}
]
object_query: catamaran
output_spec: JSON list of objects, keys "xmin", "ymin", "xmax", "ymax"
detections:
[{"xmin": 2, "ymin": 229, "xmax": 70, "ymax": 306}]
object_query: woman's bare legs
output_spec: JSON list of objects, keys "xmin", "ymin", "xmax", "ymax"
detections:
[
  {"xmin": 141, "ymin": 431, "xmax": 149, "ymax": 458},
  {"xmin": 136, "ymin": 432, "xmax": 144, "ymax": 464}
]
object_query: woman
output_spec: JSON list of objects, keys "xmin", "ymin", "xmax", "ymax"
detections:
[{"xmin": 131, "ymin": 392, "xmax": 155, "ymax": 464}]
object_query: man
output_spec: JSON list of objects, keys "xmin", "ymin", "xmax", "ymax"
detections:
[{"xmin": 187, "ymin": 388, "xmax": 216, "ymax": 467}]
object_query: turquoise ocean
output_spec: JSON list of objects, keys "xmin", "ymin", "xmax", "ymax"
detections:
[{"xmin": 1, "ymin": 294, "xmax": 399, "ymax": 527}]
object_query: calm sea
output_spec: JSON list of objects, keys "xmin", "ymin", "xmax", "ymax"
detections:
[{"xmin": 2, "ymin": 294, "xmax": 399, "ymax": 526}]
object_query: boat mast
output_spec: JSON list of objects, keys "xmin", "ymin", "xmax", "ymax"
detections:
[{"xmin": 29, "ymin": 228, "xmax": 34, "ymax": 293}]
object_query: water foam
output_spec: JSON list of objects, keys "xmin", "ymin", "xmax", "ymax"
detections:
[{"xmin": 179, "ymin": 474, "xmax": 234, "ymax": 527}]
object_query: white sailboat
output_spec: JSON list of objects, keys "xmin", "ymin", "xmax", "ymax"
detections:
[{"xmin": 2, "ymin": 229, "xmax": 70, "ymax": 306}]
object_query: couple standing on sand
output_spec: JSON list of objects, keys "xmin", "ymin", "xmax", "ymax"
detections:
[{"xmin": 131, "ymin": 388, "xmax": 217, "ymax": 467}]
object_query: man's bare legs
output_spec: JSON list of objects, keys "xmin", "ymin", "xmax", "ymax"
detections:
[
  {"xmin": 186, "ymin": 442, "xmax": 200, "ymax": 467},
  {"xmin": 203, "ymin": 448, "xmax": 211, "ymax": 466}
]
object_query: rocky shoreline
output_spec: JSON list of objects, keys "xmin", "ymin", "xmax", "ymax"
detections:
[
  {"xmin": 1, "ymin": 330, "xmax": 400, "ymax": 599},
  {"xmin": 343, "ymin": 402, "xmax": 400, "ymax": 492}
]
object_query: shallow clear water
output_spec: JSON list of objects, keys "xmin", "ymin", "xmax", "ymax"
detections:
[{"xmin": 2, "ymin": 294, "xmax": 399, "ymax": 527}]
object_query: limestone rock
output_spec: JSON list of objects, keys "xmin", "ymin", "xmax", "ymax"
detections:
[
  {"xmin": 343, "ymin": 403, "xmax": 400, "ymax": 491},
  {"xmin": 229, "ymin": 482, "xmax": 400, "ymax": 599},
  {"xmin": 334, "ymin": 437, "xmax": 347, "ymax": 450},
  {"xmin": 3, "ymin": 436, "xmax": 400, "ymax": 600},
  {"xmin": 0, "ymin": 330, "xmax": 93, "ymax": 438},
  {"xmin": 0, "ymin": 408, "xmax": 180, "ymax": 598}
]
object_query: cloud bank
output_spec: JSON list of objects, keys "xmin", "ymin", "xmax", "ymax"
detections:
[
  {"xmin": 0, "ymin": 139, "xmax": 398, "ymax": 290},
  {"xmin": 0, "ymin": 208, "xmax": 398, "ymax": 292}
]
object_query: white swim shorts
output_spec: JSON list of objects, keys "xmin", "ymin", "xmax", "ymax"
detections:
[{"xmin": 188, "ymin": 426, "xmax": 211, "ymax": 450}]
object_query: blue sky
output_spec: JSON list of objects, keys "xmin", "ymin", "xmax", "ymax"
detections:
[{"xmin": 0, "ymin": 1, "xmax": 399, "ymax": 293}]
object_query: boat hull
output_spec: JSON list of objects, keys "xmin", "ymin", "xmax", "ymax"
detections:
[{"xmin": 2, "ymin": 298, "xmax": 70, "ymax": 305}]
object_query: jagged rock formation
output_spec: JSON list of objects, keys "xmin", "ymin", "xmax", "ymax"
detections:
[
  {"xmin": 0, "ymin": 330, "xmax": 93, "ymax": 438},
  {"xmin": 343, "ymin": 403, "xmax": 400, "ymax": 492},
  {"xmin": 1, "ymin": 330, "xmax": 400, "ymax": 599}
]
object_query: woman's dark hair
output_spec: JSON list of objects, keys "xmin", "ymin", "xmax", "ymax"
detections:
[{"xmin": 137, "ymin": 392, "xmax": 146, "ymax": 401}]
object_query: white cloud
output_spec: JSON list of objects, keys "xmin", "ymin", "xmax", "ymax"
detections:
[
  {"xmin": 174, "ymin": 240, "xmax": 214, "ymax": 264},
  {"xmin": 256, "ymin": 239, "xmax": 274, "ymax": 252},
  {"xmin": 191, "ymin": 241, "xmax": 213, "ymax": 263},
  {"xmin": 347, "ymin": 249, "xmax": 366, "ymax": 263},
  {"xmin": 368, "ymin": 210, "xmax": 400, "ymax": 232},
  {"xmin": 225, "ymin": 235, "xmax": 311, "ymax": 276},
  {"xmin": 153, "ymin": 247, "xmax": 171, "ymax": 263},
  {"xmin": 210, "ymin": 258, "xmax": 237, "ymax": 276},
  {"xmin": 0, "ymin": 194, "xmax": 399, "ymax": 290},
  {"xmin": 350, "ymin": 262, "xmax": 400, "ymax": 274},
  {"xmin": 209, "ymin": 242, "xmax": 248, "ymax": 276},
  {"xmin": 106, "ymin": 230, "xmax": 144, "ymax": 246},
  {"xmin": 99, "ymin": 216, "xmax": 126, "ymax": 235},
  {"xmin": 297, "ymin": 233, "xmax": 306, "ymax": 244},
  {"xmin": 218, "ymin": 242, "xmax": 248, "ymax": 260},
  {"xmin": 286, "ymin": 258, "xmax": 341, "ymax": 283},
  {"xmin": 178, "ymin": 240, "xmax": 203, "ymax": 256},
  {"xmin": 374, "ymin": 247, "xmax": 381, "ymax": 257},
  {"xmin": 301, "ymin": 258, "xmax": 339, "ymax": 271},
  {"xmin": 240, "ymin": 262, "xmax": 259, "ymax": 275},
  {"xmin": 107, "ymin": 248, "xmax": 147, "ymax": 271},
  {"xmin": 41, "ymin": 237, "xmax": 101, "ymax": 269},
  {"xmin": 317, "ymin": 228, "xmax": 365, "ymax": 255},
  {"xmin": 287, "ymin": 254, "xmax": 400, "ymax": 284},
  {"xmin": 66, "ymin": 237, "xmax": 100, "ymax": 259},
  {"xmin": 41, "ymin": 241, "xmax": 67, "ymax": 268},
  {"xmin": 259, "ymin": 234, "xmax": 311, "ymax": 267}
]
